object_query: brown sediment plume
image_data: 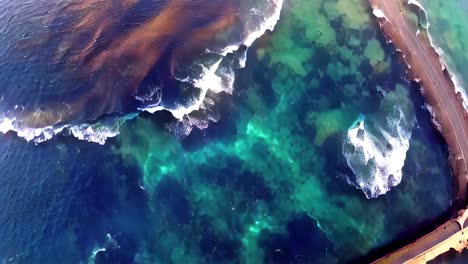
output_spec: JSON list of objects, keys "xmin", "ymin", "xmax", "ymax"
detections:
[
  {"xmin": 369, "ymin": 0, "xmax": 468, "ymax": 203},
  {"xmin": 15, "ymin": 0, "xmax": 240, "ymax": 127},
  {"xmin": 168, "ymin": 12, "xmax": 238, "ymax": 76}
]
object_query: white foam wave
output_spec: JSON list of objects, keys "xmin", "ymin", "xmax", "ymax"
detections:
[
  {"xmin": 88, "ymin": 234, "xmax": 118, "ymax": 264},
  {"xmin": 240, "ymin": 0, "xmax": 284, "ymax": 48},
  {"xmin": 0, "ymin": 115, "xmax": 66, "ymax": 143},
  {"xmin": 0, "ymin": 113, "xmax": 136, "ymax": 145},
  {"xmin": 70, "ymin": 122, "xmax": 122, "ymax": 145},
  {"xmin": 141, "ymin": 59, "xmax": 225, "ymax": 120},
  {"xmin": 343, "ymin": 107, "xmax": 413, "ymax": 198}
]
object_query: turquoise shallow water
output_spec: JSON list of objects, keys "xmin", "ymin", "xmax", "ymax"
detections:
[
  {"xmin": 420, "ymin": 0, "xmax": 468, "ymax": 100},
  {"xmin": 0, "ymin": 0, "xmax": 459, "ymax": 263}
]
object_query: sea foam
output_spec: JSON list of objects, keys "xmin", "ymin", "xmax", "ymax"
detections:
[{"xmin": 343, "ymin": 89, "xmax": 414, "ymax": 198}]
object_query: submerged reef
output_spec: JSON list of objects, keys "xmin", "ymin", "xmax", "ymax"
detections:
[{"xmin": 113, "ymin": 0, "xmax": 452, "ymax": 262}]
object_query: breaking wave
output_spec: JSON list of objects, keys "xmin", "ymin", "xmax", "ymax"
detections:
[
  {"xmin": 343, "ymin": 86, "xmax": 415, "ymax": 198},
  {"xmin": 0, "ymin": 0, "xmax": 284, "ymax": 144}
]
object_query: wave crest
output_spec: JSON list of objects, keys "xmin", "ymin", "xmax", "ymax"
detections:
[{"xmin": 342, "ymin": 85, "xmax": 415, "ymax": 198}]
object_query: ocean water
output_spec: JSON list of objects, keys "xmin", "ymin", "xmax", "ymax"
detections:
[
  {"xmin": 0, "ymin": 0, "xmax": 456, "ymax": 263},
  {"xmin": 419, "ymin": 0, "xmax": 468, "ymax": 104},
  {"xmin": 0, "ymin": 0, "xmax": 282, "ymax": 143}
]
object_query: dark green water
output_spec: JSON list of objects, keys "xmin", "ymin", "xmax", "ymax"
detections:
[{"xmin": 0, "ymin": 0, "xmax": 458, "ymax": 263}]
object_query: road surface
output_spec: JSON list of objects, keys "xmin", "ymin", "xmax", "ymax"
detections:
[{"xmin": 373, "ymin": 209, "xmax": 468, "ymax": 264}]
